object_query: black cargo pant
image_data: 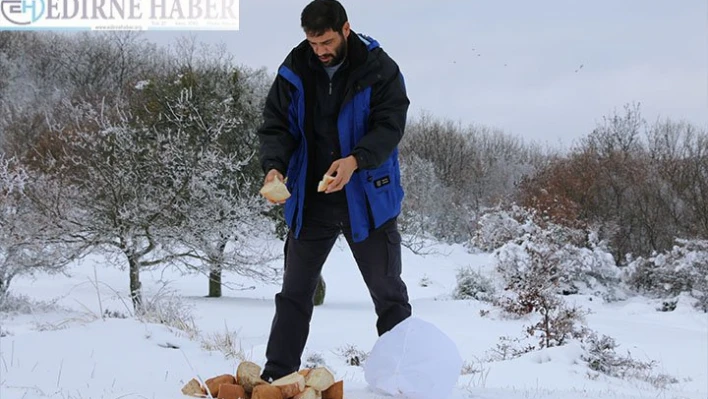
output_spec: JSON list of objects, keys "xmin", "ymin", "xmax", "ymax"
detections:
[{"xmin": 261, "ymin": 202, "xmax": 412, "ymax": 381}]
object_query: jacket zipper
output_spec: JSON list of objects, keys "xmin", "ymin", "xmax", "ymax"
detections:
[{"xmin": 329, "ymin": 81, "xmax": 332, "ymax": 95}]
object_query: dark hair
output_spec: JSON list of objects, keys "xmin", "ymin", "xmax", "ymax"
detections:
[{"xmin": 301, "ymin": 0, "xmax": 348, "ymax": 36}]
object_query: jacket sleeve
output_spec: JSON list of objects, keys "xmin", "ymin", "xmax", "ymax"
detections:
[
  {"xmin": 350, "ymin": 61, "xmax": 410, "ymax": 170},
  {"xmin": 257, "ymin": 73, "xmax": 299, "ymax": 176}
]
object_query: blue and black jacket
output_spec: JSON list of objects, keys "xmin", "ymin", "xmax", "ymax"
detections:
[{"xmin": 257, "ymin": 31, "xmax": 410, "ymax": 242}]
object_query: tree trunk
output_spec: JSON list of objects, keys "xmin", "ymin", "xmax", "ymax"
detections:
[
  {"xmin": 0, "ymin": 277, "xmax": 7, "ymax": 306},
  {"xmin": 208, "ymin": 238, "xmax": 227, "ymax": 298},
  {"xmin": 208, "ymin": 263, "xmax": 222, "ymax": 298},
  {"xmin": 314, "ymin": 275, "xmax": 326, "ymax": 306},
  {"xmin": 128, "ymin": 254, "xmax": 142, "ymax": 311}
]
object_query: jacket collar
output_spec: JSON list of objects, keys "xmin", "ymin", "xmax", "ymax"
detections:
[{"xmin": 299, "ymin": 30, "xmax": 370, "ymax": 73}]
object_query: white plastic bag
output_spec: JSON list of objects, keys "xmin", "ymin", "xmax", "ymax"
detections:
[{"xmin": 363, "ymin": 316, "xmax": 463, "ymax": 399}]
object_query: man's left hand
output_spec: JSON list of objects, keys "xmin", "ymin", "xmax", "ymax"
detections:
[{"xmin": 324, "ymin": 155, "xmax": 358, "ymax": 193}]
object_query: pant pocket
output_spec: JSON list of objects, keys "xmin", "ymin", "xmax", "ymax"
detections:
[{"xmin": 385, "ymin": 229, "xmax": 402, "ymax": 277}]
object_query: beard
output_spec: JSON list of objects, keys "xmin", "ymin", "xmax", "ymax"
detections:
[{"xmin": 319, "ymin": 37, "xmax": 347, "ymax": 66}]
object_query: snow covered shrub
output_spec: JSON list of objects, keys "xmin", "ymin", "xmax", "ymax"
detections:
[
  {"xmin": 657, "ymin": 299, "xmax": 677, "ymax": 312},
  {"xmin": 201, "ymin": 325, "xmax": 247, "ymax": 361},
  {"xmin": 491, "ymin": 223, "xmax": 600, "ymax": 349},
  {"xmin": 335, "ymin": 343, "xmax": 368, "ymax": 366},
  {"xmin": 581, "ymin": 331, "xmax": 678, "ymax": 389},
  {"xmin": 419, "ymin": 274, "xmax": 432, "ymax": 287},
  {"xmin": 0, "ymin": 292, "xmax": 60, "ymax": 315},
  {"xmin": 624, "ymin": 239, "xmax": 708, "ymax": 312},
  {"xmin": 304, "ymin": 351, "xmax": 327, "ymax": 368},
  {"xmin": 492, "ymin": 214, "xmax": 621, "ymax": 303},
  {"xmin": 524, "ymin": 300, "xmax": 590, "ymax": 349},
  {"xmin": 137, "ymin": 285, "xmax": 199, "ymax": 339},
  {"xmin": 494, "ymin": 236, "xmax": 563, "ymax": 316},
  {"xmin": 557, "ymin": 229, "xmax": 623, "ymax": 299},
  {"xmin": 493, "ymin": 238, "xmax": 591, "ymax": 346},
  {"xmin": 452, "ymin": 266, "xmax": 496, "ymax": 302},
  {"xmin": 470, "ymin": 205, "xmax": 538, "ymax": 252},
  {"xmin": 485, "ymin": 336, "xmax": 535, "ymax": 361},
  {"xmin": 103, "ymin": 308, "xmax": 128, "ymax": 319}
]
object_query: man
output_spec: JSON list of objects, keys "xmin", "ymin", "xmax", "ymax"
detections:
[{"xmin": 256, "ymin": 0, "xmax": 412, "ymax": 382}]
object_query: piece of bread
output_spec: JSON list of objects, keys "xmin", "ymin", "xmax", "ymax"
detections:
[
  {"xmin": 205, "ymin": 374, "xmax": 236, "ymax": 397},
  {"xmin": 251, "ymin": 384, "xmax": 283, "ymax": 399},
  {"xmin": 181, "ymin": 378, "xmax": 207, "ymax": 397},
  {"xmin": 298, "ymin": 368, "xmax": 311, "ymax": 378},
  {"xmin": 236, "ymin": 361, "xmax": 268, "ymax": 393},
  {"xmin": 271, "ymin": 371, "xmax": 306, "ymax": 398},
  {"xmin": 304, "ymin": 367, "xmax": 335, "ymax": 391},
  {"xmin": 216, "ymin": 383, "xmax": 247, "ymax": 399},
  {"xmin": 322, "ymin": 380, "xmax": 343, "ymax": 399},
  {"xmin": 260, "ymin": 176, "xmax": 290, "ymax": 202},
  {"xmin": 293, "ymin": 386, "xmax": 321, "ymax": 399},
  {"xmin": 317, "ymin": 175, "xmax": 335, "ymax": 192}
]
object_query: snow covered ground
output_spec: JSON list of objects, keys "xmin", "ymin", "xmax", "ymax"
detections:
[{"xmin": 1, "ymin": 235, "xmax": 706, "ymax": 399}]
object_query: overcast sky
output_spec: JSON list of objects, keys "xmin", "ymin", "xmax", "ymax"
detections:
[{"xmin": 143, "ymin": 0, "xmax": 707, "ymax": 149}]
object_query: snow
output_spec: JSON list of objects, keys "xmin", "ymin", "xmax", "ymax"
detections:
[
  {"xmin": 135, "ymin": 80, "xmax": 150, "ymax": 90},
  {"xmin": 1, "ymin": 236, "xmax": 706, "ymax": 399}
]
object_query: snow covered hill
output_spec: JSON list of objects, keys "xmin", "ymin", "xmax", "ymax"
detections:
[{"xmin": 1, "ymin": 236, "xmax": 706, "ymax": 399}]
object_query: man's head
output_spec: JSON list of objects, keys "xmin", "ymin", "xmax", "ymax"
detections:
[{"xmin": 301, "ymin": 0, "xmax": 350, "ymax": 66}]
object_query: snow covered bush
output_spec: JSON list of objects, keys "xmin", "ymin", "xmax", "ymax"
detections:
[
  {"xmin": 452, "ymin": 266, "xmax": 496, "ymax": 302},
  {"xmin": 624, "ymin": 239, "xmax": 708, "ymax": 312},
  {"xmin": 524, "ymin": 300, "xmax": 590, "ymax": 349},
  {"xmin": 581, "ymin": 331, "xmax": 678, "ymax": 389},
  {"xmin": 494, "ymin": 237, "xmax": 565, "ymax": 316},
  {"xmin": 335, "ymin": 343, "xmax": 368, "ymax": 366},
  {"xmin": 485, "ymin": 214, "xmax": 622, "ymax": 350},
  {"xmin": 485, "ymin": 336, "xmax": 535, "ymax": 361},
  {"xmin": 0, "ymin": 292, "xmax": 61, "ymax": 315},
  {"xmin": 493, "ymin": 238, "xmax": 591, "ymax": 348},
  {"xmin": 418, "ymin": 274, "xmax": 432, "ymax": 287},
  {"xmin": 137, "ymin": 284, "xmax": 198, "ymax": 340},
  {"xmin": 557, "ymin": 230, "xmax": 623, "ymax": 298},
  {"xmin": 303, "ymin": 351, "xmax": 327, "ymax": 369},
  {"xmin": 486, "ymin": 206, "xmax": 621, "ymax": 301},
  {"xmin": 200, "ymin": 324, "xmax": 247, "ymax": 361},
  {"xmin": 469, "ymin": 205, "xmax": 538, "ymax": 252}
]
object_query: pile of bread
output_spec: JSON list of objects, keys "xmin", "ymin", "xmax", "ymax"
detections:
[
  {"xmin": 260, "ymin": 174, "xmax": 335, "ymax": 203},
  {"xmin": 181, "ymin": 361, "xmax": 343, "ymax": 399}
]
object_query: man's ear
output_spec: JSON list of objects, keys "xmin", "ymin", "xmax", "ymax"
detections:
[{"xmin": 342, "ymin": 21, "xmax": 351, "ymax": 38}]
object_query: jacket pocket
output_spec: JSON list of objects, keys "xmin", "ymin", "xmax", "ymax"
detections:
[{"xmin": 362, "ymin": 161, "xmax": 398, "ymax": 226}]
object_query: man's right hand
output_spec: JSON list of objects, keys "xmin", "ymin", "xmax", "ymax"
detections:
[
  {"xmin": 263, "ymin": 169, "xmax": 287, "ymax": 205},
  {"xmin": 264, "ymin": 169, "xmax": 284, "ymax": 185}
]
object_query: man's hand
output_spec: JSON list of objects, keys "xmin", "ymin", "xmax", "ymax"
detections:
[
  {"xmin": 264, "ymin": 169, "xmax": 284, "ymax": 185},
  {"xmin": 264, "ymin": 169, "xmax": 286, "ymax": 205},
  {"xmin": 324, "ymin": 155, "xmax": 358, "ymax": 193}
]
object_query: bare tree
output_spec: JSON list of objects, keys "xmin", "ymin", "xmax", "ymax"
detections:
[
  {"xmin": 126, "ymin": 51, "xmax": 277, "ymax": 297},
  {"xmin": 519, "ymin": 102, "xmax": 707, "ymax": 262},
  {"xmin": 0, "ymin": 155, "xmax": 85, "ymax": 303},
  {"xmin": 399, "ymin": 111, "xmax": 543, "ymax": 243},
  {"xmin": 1, "ymin": 31, "xmax": 169, "ymax": 158}
]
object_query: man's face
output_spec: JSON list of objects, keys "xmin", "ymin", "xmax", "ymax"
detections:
[{"xmin": 306, "ymin": 22, "xmax": 350, "ymax": 66}]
